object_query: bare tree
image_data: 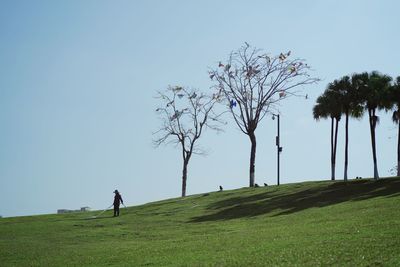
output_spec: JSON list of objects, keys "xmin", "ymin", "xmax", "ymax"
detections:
[
  {"xmin": 153, "ymin": 85, "xmax": 224, "ymax": 197},
  {"xmin": 210, "ymin": 43, "xmax": 318, "ymax": 187}
]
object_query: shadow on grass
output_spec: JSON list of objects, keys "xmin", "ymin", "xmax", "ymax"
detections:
[{"xmin": 189, "ymin": 178, "xmax": 400, "ymax": 222}]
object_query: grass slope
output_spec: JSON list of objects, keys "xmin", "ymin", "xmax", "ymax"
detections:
[{"xmin": 1, "ymin": 178, "xmax": 400, "ymax": 266}]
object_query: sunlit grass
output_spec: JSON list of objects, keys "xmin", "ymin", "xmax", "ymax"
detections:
[{"xmin": 1, "ymin": 177, "xmax": 400, "ymax": 266}]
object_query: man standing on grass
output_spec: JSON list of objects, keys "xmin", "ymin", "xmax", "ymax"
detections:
[{"xmin": 113, "ymin": 190, "xmax": 123, "ymax": 217}]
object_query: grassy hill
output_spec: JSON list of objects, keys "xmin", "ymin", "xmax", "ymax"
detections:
[{"xmin": 1, "ymin": 178, "xmax": 400, "ymax": 266}]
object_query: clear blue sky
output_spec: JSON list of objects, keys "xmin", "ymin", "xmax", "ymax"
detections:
[{"xmin": 1, "ymin": 0, "xmax": 399, "ymax": 217}]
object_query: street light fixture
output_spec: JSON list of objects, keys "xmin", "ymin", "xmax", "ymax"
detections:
[{"xmin": 272, "ymin": 113, "xmax": 282, "ymax": 185}]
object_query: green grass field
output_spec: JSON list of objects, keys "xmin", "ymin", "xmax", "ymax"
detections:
[{"xmin": 1, "ymin": 178, "xmax": 400, "ymax": 266}]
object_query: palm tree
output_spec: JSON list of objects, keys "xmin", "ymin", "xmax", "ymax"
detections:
[
  {"xmin": 356, "ymin": 71, "xmax": 392, "ymax": 179},
  {"xmin": 386, "ymin": 76, "xmax": 400, "ymax": 176},
  {"xmin": 337, "ymin": 75, "xmax": 363, "ymax": 181},
  {"xmin": 313, "ymin": 84, "xmax": 342, "ymax": 180}
]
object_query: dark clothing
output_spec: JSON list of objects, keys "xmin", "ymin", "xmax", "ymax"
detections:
[
  {"xmin": 113, "ymin": 205, "xmax": 120, "ymax": 217},
  {"xmin": 113, "ymin": 193, "xmax": 123, "ymax": 217},
  {"xmin": 113, "ymin": 193, "xmax": 123, "ymax": 205}
]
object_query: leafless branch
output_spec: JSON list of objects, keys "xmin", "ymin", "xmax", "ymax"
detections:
[
  {"xmin": 209, "ymin": 43, "xmax": 319, "ymax": 135},
  {"xmin": 153, "ymin": 85, "xmax": 225, "ymax": 161}
]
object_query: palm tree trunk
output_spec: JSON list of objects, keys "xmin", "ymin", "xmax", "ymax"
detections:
[
  {"xmin": 369, "ymin": 109, "xmax": 379, "ymax": 179},
  {"xmin": 344, "ymin": 112, "xmax": 349, "ymax": 181},
  {"xmin": 397, "ymin": 121, "xmax": 400, "ymax": 177},
  {"xmin": 333, "ymin": 118, "xmax": 339, "ymax": 181},
  {"xmin": 330, "ymin": 117, "xmax": 334, "ymax": 180},
  {"xmin": 249, "ymin": 131, "xmax": 256, "ymax": 187},
  {"xmin": 181, "ymin": 158, "xmax": 189, "ymax": 197}
]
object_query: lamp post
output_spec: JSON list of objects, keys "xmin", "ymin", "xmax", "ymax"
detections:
[{"xmin": 272, "ymin": 113, "xmax": 282, "ymax": 186}]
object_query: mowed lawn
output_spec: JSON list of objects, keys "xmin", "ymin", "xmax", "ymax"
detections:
[{"xmin": 1, "ymin": 178, "xmax": 400, "ymax": 266}]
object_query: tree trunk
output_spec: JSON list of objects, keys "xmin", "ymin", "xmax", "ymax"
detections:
[
  {"xmin": 369, "ymin": 109, "xmax": 379, "ymax": 179},
  {"xmin": 330, "ymin": 117, "xmax": 334, "ymax": 180},
  {"xmin": 344, "ymin": 112, "xmax": 349, "ymax": 181},
  {"xmin": 333, "ymin": 118, "xmax": 339, "ymax": 181},
  {"xmin": 398, "ymin": 121, "xmax": 400, "ymax": 177},
  {"xmin": 181, "ymin": 159, "xmax": 189, "ymax": 197},
  {"xmin": 249, "ymin": 131, "xmax": 256, "ymax": 187}
]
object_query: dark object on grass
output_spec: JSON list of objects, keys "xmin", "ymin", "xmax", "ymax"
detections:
[
  {"xmin": 113, "ymin": 190, "xmax": 124, "ymax": 217},
  {"xmin": 219, "ymin": 186, "xmax": 223, "ymax": 192},
  {"xmin": 255, "ymin": 183, "xmax": 260, "ymax": 188},
  {"xmin": 264, "ymin": 183, "xmax": 268, "ymax": 187},
  {"xmin": 355, "ymin": 177, "xmax": 363, "ymax": 180}
]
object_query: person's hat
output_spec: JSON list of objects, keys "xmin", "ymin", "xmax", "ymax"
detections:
[{"xmin": 113, "ymin": 190, "xmax": 119, "ymax": 193}]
